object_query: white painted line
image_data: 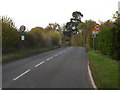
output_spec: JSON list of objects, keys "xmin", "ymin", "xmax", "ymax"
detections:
[
  {"xmin": 35, "ymin": 61, "xmax": 45, "ymax": 67},
  {"xmin": 13, "ymin": 69, "xmax": 30, "ymax": 81},
  {"xmin": 60, "ymin": 52, "xmax": 63, "ymax": 54},
  {"xmin": 88, "ymin": 62, "xmax": 97, "ymax": 89},
  {"xmin": 54, "ymin": 54, "xmax": 59, "ymax": 56},
  {"xmin": 47, "ymin": 57, "xmax": 53, "ymax": 61}
]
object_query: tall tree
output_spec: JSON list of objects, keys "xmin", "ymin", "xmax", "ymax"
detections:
[
  {"xmin": 64, "ymin": 11, "xmax": 83, "ymax": 36},
  {"xmin": 2, "ymin": 16, "xmax": 20, "ymax": 54}
]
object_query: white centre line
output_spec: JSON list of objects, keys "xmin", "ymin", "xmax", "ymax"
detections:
[
  {"xmin": 35, "ymin": 61, "xmax": 45, "ymax": 67},
  {"xmin": 60, "ymin": 52, "xmax": 63, "ymax": 54},
  {"xmin": 54, "ymin": 54, "xmax": 59, "ymax": 56},
  {"xmin": 47, "ymin": 57, "xmax": 53, "ymax": 61},
  {"xmin": 13, "ymin": 69, "xmax": 30, "ymax": 81}
]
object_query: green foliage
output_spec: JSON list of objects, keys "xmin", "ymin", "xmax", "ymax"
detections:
[
  {"xmin": 71, "ymin": 33, "xmax": 84, "ymax": 46},
  {"xmin": 2, "ymin": 16, "xmax": 62, "ymax": 55},
  {"xmin": 89, "ymin": 15, "xmax": 120, "ymax": 60},
  {"xmin": 2, "ymin": 16, "xmax": 20, "ymax": 54},
  {"xmin": 77, "ymin": 20, "xmax": 97, "ymax": 46},
  {"xmin": 29, "ymin": 27, "xmax": 44, "ymax": 47},
  {"xmin": 29, "ymin": 26, "xmax": 61, "ymax": 47},
  {"xmin": 95, "ymin": 27, "xmax": 113, "ymax": 56}
]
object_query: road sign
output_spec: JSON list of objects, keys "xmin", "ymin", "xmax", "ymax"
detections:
[
  {"xmin": 21, "ymin": 35, "xmax": 25, "ymax": 40},
  {"xmin": 92, "ymin": 31, "xmax": 99, "ymax": 34},
  {"xmin": 92, "ymin": 34, "xmax": 96, "ymax": 38},
  {"xmin": 93, "ymin": 24, "xmax": 100, "ymax": 31},
  {"xmin": 20, "ymin": 25, "xmax": 26, "ymax": 32}
]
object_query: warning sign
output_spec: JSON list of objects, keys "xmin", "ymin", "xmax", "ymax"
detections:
[{"xmin": 93, "ymin": 24, "xmax": 100, "ymax": 31}]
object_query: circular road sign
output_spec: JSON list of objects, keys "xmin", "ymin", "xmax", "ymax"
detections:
[
  {"xmin": 93, "ymin": 24, "xmax": 100, "ymax": 31},
  {"xmin": 95, "ymin": 25, "xmax": 100, "ymax": 30},
  {"xmin": 20, "ymin": 25, "xmax": 26, "ymax": 32}
]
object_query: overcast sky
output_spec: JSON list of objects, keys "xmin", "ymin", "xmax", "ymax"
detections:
[{"xmin": 1, "ymin": 0, "xmax": 119, "ymax": 30}]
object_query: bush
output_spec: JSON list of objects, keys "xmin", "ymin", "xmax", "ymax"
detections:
[
  {"xmin": 2, "ymin": 16, "xmax": 20, "ymax": 54},
  {"xmin": 89, "ymin": 20, "xmax": 120, "ymax": 60},
  {"xmin": 2, "ymin": 16, "xmax": 62, "ymax": 55},
  {"xmin": 95, "ymin": 27, "xmax": 113, "ymax": 57}
]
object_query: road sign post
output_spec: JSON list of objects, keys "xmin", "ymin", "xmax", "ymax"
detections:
[
  {"xmin": 19, "ymin": 25, "xmax": 26, "ymax": 49},
  {"xmin": 93, "ymin": 37, "xmax": 95, "ymax": 51},
  {"xmin": 92, "ymin": 24, "xmax": 100, "ymax": 50},
  {"xmin": 92, "ymin": 34, "xmax": 96, "ymax": 51}
]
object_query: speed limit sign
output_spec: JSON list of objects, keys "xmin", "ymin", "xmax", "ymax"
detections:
[
  {"xmin": 95, "ymin": 25, "xmax": 100, "ymax": 30},
  {"xmin": 93, "ymin": 24, "xmax": 100, "ymax": 31},
  {"xmin": 20, "ymin": 25, "xmax": 26, "ymax": 32}
]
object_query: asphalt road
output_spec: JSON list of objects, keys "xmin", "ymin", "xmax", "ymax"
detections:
[{"xmin": 3, "ymin": 47, "xmax": 93, "ymax": 88}]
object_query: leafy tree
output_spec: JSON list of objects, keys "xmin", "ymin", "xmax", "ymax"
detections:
[
  {"xmin": 89, "ymin": 11, "xmax": 120, "ymax": 60},
  {"xmin": 77, "ymin": 20, "xmax": 96, "ymax": 46},
  {"xmin": 112, "ymin": 11, "xmax": 120, "ymax": 60},
  {"xmin": 64, "ymin": 11, "xmax": 83, "ymax": 37},
  {"xmin": 48, "ymin": 23, "xmax": 61, "ymax": 32},
  {"xmin": 2, "ymin": 16, "xmax": 20, "ymax": 54},
  {"xmin": 29, "ymin": 27, "xmax": 44, "ymax": 47}
]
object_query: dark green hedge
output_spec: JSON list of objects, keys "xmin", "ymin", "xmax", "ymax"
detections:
[{"xmin": 89, "ymin": 22, "xmax": 120, "ymax": 60}]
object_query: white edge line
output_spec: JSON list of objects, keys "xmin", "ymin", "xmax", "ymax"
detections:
[
  {"xmin": 35, "ymin": 61, "xmax": 45, "ymax": 67},
  {"xmin": 13, "ymin": 69, "xmax": 30, "ymax": 81},
  {"xmin": 88, "ymin": 62, "xmax": 97, "ymax": 89}
]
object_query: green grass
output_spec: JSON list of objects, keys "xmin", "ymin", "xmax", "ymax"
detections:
[
  {"xmin": 3, "ymin": 46, "xmax": 60, "ymax": 64},
  {"xmin": 88, "ymin": 50, "xmax": 119, "ymax": 88}
]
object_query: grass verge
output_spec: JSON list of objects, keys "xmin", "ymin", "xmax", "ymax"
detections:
[
  {"xmin": 3, "ymin": 46, "xmax": 60, "ymax": 64},
  {"xmin": 88, "ymin": 50, "xmax": 119, "ymax": 88}
]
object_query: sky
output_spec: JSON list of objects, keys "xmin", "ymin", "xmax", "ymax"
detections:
[{"xmin": 0, "ymin": 0, "xmax": 120, "ymax": 30}]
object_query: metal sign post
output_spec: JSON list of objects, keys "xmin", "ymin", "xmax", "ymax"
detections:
[
  {"xmin": 92, "ymin": 24, "xmax": 101, "ymax": 51},
  {"xmin": 92, "ymin": 34, "xmax": 96, "ymax": 51},
  {"xmin": 93, "ymin": 37, "xmax": 94, "ymax": 51},
  {"xmin": 19, "ymin": 25, "xmax": 26, "ymax": 49}
]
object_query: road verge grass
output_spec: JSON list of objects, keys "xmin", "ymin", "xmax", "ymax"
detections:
[
  {"xmin": 3, "ymin": 46, "xmax": 60, "ymax": 64},
  {"xmin": 88, "ymin": 50, "xmax": 119, "ymax": 88}
]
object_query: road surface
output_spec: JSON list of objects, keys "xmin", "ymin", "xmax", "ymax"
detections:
[{"xmin": 3, "ymin": 47, "xmax": 93, "ymax": 88}]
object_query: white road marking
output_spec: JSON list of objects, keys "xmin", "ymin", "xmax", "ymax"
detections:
[
  {"xmin": 88, "ymin": 61, "xmax": 97, "ymax": 89},
  {"xmin": 47, "ymin": 57, "xmax": 53, "ymax": 61},
  {"xmin": 35, "ymin": 61, "xmax": 45, "ymax": 67},
  {"xmin": 54, "ymin": 54, "xmax": 59, "ymax": 56},
  {"xmin": 13, "ymin": 49, "xmax": 69, "ymax": 81},
  {"xmin": 13, "ymin": 69, "xmax": 30, "ymax": 81},
  {"xmin": 60, "ymin": 52, "xmax": 63, "ymax": 54}
]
